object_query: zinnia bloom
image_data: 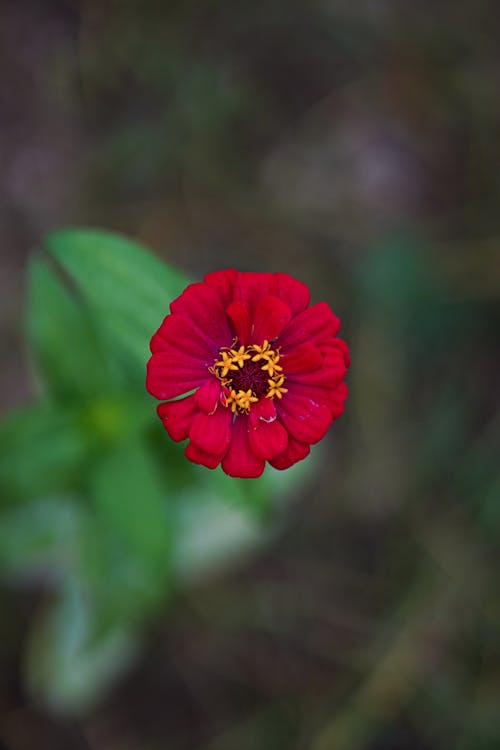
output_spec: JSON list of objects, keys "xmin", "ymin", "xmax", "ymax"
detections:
[{"xmin": 146, "ymin": 270, "xmax": 349, "ymax": 478}]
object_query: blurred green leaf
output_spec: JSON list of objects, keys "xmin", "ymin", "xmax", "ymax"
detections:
[
  {"xmin": 91, "ymin": 437, "xmax": 170, "ymax": 567},
  {"xmin": 172, "ymin": 485, "xmax": 266, "ymax": 584},
  {"xmin": 358, "ymin": 235, "xmax": 439, "ymax": 316},
  {"xmin": 26, "ymin": 255, "xmax": 107, "ymax": 399},
  {"xmin": 357, "ymin": 234, "xmax": 485, "ymax": 365},
  {"xmin": 172, "ymin": 454, "xmax": 315, "ymax": 582},
  {"xmin": 81, "ymin": 392, "xmax": 152, "ymax": 445},
  {"xmin": 26, "ymin": 576, "xmax": 139, "ymax": 714},
  {"xmin": 44, "ymin": 228, "xmax": 189, "ymax": 387},
  {"xmin": 0, "ymin": 404, "xmax": 89, "ymax": 506},
  {"xmin": 0, "ymin": 497, "xmax": 83, "ymax": 577},
  {"xmin": 475, "ymin": 473, "xmax": 500, "ymax": 539},
  {"xmin": 84, "ymin": 436, "xmax": 172, "ymax": 625}
]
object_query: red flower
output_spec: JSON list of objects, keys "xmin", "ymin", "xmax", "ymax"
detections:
[{"xmin": 146, "ymin": 270, "xmax": 349, "ymax": 478}]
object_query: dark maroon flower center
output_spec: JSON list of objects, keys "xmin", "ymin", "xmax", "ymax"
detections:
[
  {"xmin": 211, "ymin": 341, "xmax": 288, "ymax": 412},
  {"xmin": 230, "ymin": 360, "xmax": 270, "ymax": 398}
]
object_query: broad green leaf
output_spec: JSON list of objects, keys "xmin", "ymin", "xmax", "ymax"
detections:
[
  {"xmin": 26, "ymin": 255, "xmax": 107, "ymax": 398},
  {"xmin": 90, "ymin": 437, "xmax": 171, "ymax": 567},
  {"xmin": 84, "ymin": 437, "xmax": 172, "ymax": 624},
  {"xmin": 44, "ymin": 228, "xmax": 189, "ymax": 387},
  {"xmin": 0, "ymin": 404, "xmax": 89, "ymax": 506}
]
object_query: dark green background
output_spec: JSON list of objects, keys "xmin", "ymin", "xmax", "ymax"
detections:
[{"xmin": 1, "ymin": 1, "xmax": 499, "ymax": 748}]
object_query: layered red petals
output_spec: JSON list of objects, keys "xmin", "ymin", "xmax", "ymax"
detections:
[
  {"xmin": 185, "ymin": 441, "xmax": 226, "ymax": 470},
  {"xmin": 146, "ymin": 353, "xmax": 207, "ymax": 400},
  {"xmin": 189, "ymin": 407, "xmax": 232, "ymax": 456},
  {"xmin": 204, "ymin": 268, "xmax": 238, "ymax": 307},
  {"xmin": 287, "ymin": 348, "xmax": 347, "ymax": 390},
  {"xmin": 233, "ymin": 272, "xmax": 274, "ymax": 314},
  {"xmin": 272, "ymin": 272, "xmax": 310, "ymax": 316},
  {"xmin": 253, "ymin": 295, "xmax": 292, "ymax": 343},
  {"xmin": 226, "ymin": 301, "xmax": 251, "ymax": 344},
  {"xmin": 157, "ymin": 395, "xmax": 197, "ymax": 442},
  {"xmin": 222, "ymin": 415, "xmax": 265, "ymax": 478},
  {"xmin": 196, "ymin": 378, "xmax": 223, "ymax": 414},
  {"xmin": 248, "ymin": 399, "xmax": 288, "ymax": 461},
  {"xmin": 329, "ymin": 382, "xmax": 349, "ymax": 419},
  {"xmin": 277, "ymin": 302, "xmax": 340, "ymax": 349},
  {"xmin": 170, "ymin": 282, "xmax": 232, "ymax": 347},
  {"xmin": 280, "ymin": 342, "xmax": 322, "ymax": 373},
  {"xmin": 150, "ymin": 313, "xmax": 216, "ymax": 360},
  {"xmin": 147, "ymin": 269, "xmax": 349, "ymax": 477},
  {"xmin": 276, "ymin": 394, "xmax": 333, "ymax": 445},
  {"xmin": 270, "ymin": 435, "xmax": 310, "ymax": 471}
]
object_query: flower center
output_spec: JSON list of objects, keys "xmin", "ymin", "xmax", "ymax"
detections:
[{"xmin": 210, "ymin": 340, "xmax": 288, "ymax": 413}]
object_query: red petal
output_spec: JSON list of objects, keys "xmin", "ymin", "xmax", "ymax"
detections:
[
  {"xmin": 189, "ymin": 406, "xmax": 232, "ymax": 455},
  {"xmin": 146, "ymin": 353, "xmax": 207, "ymax": 400},
  {"xmin": 333, "ymin": 337, "xmax": 351, "ymax": 368},
  {"xmin": 329, "ymin": 381, "xmax": 348, "ymax": 418},
  {"xmin": 195, "ymin": 378, "xmax": 223, "ymax": 414},
  {"xmin": 185, "ymin": 441, "xmax": 225, "ymax": 469},
  {"xmin": 287, "ymin": 348, "xmax": 347, "ymax": 389},
  {"xmin": 226, "ymin": 301, "xmax": 251, "ymax": 345},
  {"xmin": 233, "ymin": 272, "xmax": 274, "ymax": 314},
  {"xmin": 204, "ymin": 269, "xmax": 238, "ymax": 307},
  {"xmin": 150, "ymin": 313, "xmax": 216, "ymax": 360},
  {"xmin": 157, "ymin": 395, "xmax": 198, "ymax": 442},
  {"xmin": 319, "ymin": 337, "xmax": 350, "ymax": 363},
  {"xmin": 221, "ymin": 415, "xmax": 265, "ymax": 478},
  {"xmin": 248, "ymin": 399, "xmax": 288, "ymax": 461},
  {"xmin": 280, "ymin": 343, "xmax": 322, "ymax": 373},
  {"xmin": 278, "ymin": 302, "xmax": 341, "ymax": 349},
  {"xmin": 277, "ymin": 394, "xmax": 332, "ymax": 444},
  {"xmin": 170, "ymin": 282, "xmax": 232, "ymax": 347},
  {"xmin": 248, "ymin": 397, "xmax": 276, "ymax": 425},
  {"xmin": 272, "ymin": 273, "xmax": 310, "ymax": 316},
  {"xmin": 252, "ymin": 295, "xmax": 292, "ymax": 344},
  {"xmin": 288, "ymin": 383, "xmax": 347, "ymax": 419},
  {"xmin": 270, "ymin": 436, "xmax": 310, "ymax": 470}
]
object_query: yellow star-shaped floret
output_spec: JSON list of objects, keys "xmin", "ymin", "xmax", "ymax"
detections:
[
  {"xmin": 266, "ymin": 375, "xmax": 288, "ymax": 399},
  {"xmin": 229, "ymin": 346, "xmax": 252, "ymax": 368},
  {"xmin": 214, "ymin": 350, "xmax": 239, "ymax": 377}
]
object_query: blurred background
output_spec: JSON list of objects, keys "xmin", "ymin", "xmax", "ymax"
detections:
[{"xmin": 1, "ymin": 0, "xmax": 500, "ymax": 748}]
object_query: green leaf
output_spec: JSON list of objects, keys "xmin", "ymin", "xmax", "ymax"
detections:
[
  {"xmin": 0, "ymin": 404, "xmax": 89, "ymax": 506},
  {"xmin": 26, "ymin": 255, "xmax": 107, "ymax": 398},
  {"xmin": 0, "ymin": 496, "xmax": 84, "ymax": 576},
  {"xmin": 26, "ymin": 576, "xmax": 139, "ymax": 714},
  {"xmin": 84, "ymin": 437, "xmax": 172, "ymax": 624},
  {"xmin": 43, "ymin": 228, "xmax": 189, "ymax": 387},
  {"xmin": 172, "ymin": 487, "xmax": 265, "ymax": 584},
  {"xmin": 90, "ymin": 437, "xmax": 171, "ymax": 567},
  {"xmin": 171, "ymin": 453, "xmax": 316, "ymax": 583}
]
